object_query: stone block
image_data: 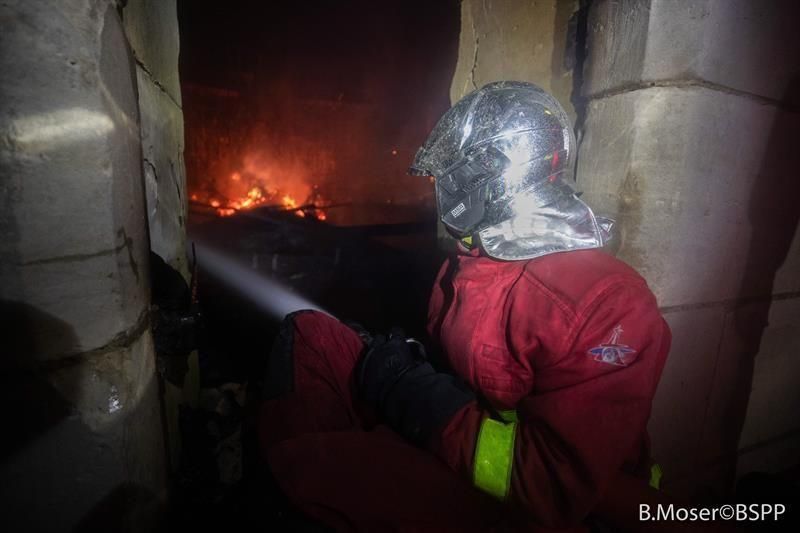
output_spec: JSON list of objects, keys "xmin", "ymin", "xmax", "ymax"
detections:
[
  {"xmin": 648, "ymin": 306, "xmax": 726, "ymax": 480},
  {"xmin": 682, "ymin": 297, "xmax": 800, "ymax": 487},
  {"xmin": 1, "ymin": 1, "xmax": 146, "ymax": 264},
  {"xmin": 577, "ymin": 86, "xmax": 800, "ymax": 308},
  {"xmin": 0, "ymin": 331, "xmax": 166, "ymax": 532},
  {"xmin": 123, "ymin": 0, "xmax": 182, "ymax": 105},
  {"xmin": 449, "ymin": 0, "xmax": 578, "ymax": 121},
  {"xmin": 4, "ymin": 247, "xmax": 147, "ymax": 362},
  {"xmin": 772, "ymin": 213, "xmax": 800, "ymax": 296},
  {"xmin": 584, "ymin": 0, "xmax": 800, "ymax": 103},
  {"xmin": 737, "ymin": 431, "xmax": 800, "ymax": 478},
  {"xmin": 737, "ymin": 297, "xmax": 800, "ymax": 450},
  {"xmin": 1, "ymin": 1, "xmax": 150, "ymax": 358},
  {"xmin": 137, "ymin": 66, "xmax": 188, "ymax": 278},
  {"xmin": 689, "ymin": 301, "xmax": 768, "ymax": 486},
  {"xmin": 47, "ymin": 329, "xmax": 159, "ymax": 430}
]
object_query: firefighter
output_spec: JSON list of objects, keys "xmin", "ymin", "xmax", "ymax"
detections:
[{"xmin": 259, "ymin": 81, "xmax": 671, "ymax": 531}]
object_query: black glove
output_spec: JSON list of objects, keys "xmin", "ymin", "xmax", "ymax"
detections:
[
  {"xmin": 357, "ymin": 329, "xmax": 418, "ymax": 408},
  {"xmin": 357, "ymin": 330, "xmax": 475, "ymax": 446}
]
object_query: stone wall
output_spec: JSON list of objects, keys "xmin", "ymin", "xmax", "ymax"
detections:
[
  {"xmin": 577, "ymin": 0, "xmax": 800, "ymax": 496},
  {"xmin": 122, "ymin": 0, "xmax": 190, "ymax": 470},
  {"xmin": 123, "ymin": 0, "xmax": 188, "ymax": 279},
  {"xmin": 450, "ymin": 0, "xmax": 580, "ymax": 121},
  {"xmin": 0, "ymin": 0, "xmax": 186, "ymax": 530}
]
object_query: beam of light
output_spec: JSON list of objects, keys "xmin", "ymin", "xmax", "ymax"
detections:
[
  {"xmin": 192, "ymin": 241, "xmax": 329, "ymax": 321},
  {"xmin": 8, "ymin": 107, "xmax": 115, "ymax": 149}
]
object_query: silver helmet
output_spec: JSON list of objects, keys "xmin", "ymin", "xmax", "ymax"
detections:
[{"xmin": 410, "ymin": 81, "xmax": 613, "ymax": 261}]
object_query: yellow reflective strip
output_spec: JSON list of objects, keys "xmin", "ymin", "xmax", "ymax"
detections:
[
  {"xmin": 649, "ymin": 463, "xmax": 663, "ymax": 490},
  {"xmin": 473, "ymin": 415, "xmax": 517, "ymax": 500}
]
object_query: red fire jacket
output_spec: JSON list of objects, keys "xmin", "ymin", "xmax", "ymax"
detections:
[{"xmin": 427, "ymin": 248, "xmax": 671, "ymax": 529}]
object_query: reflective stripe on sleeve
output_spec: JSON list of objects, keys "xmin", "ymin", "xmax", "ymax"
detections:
[
  {"xmin": 472, "ymin": 410, "xmax": 517, "ymax": 500},
  {"xmin": 649, "ymin": 463, "xmax": 662, "ymax": 490}
]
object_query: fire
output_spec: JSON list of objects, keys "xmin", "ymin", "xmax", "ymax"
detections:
[
  {"xmin": 235, "ymin": 187, "xmax": 267, "ymax": 210},
  {"xmin": 280, "ymin": 194, "xmax": 323, "ymax": 219},
  {"xmin": 282, "ymin": 194, "xmax": 297, "ymax": 209},
  {"xmin": 190, "ymin": 151, "xmax": 330, "ymax": 222},
  {"xmin": 197, "ymin": 184, "xmax": 328, "ymax": 220}
]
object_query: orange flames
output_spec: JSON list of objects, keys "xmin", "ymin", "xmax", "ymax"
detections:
[
  {"xmin": 191, "ymin": 162, "xmax": 328, "ymax": 221},
  {"xmin": 281, "ymin": 194, "xmax": 297, "ymax": 209},
  {"xmin": 186, "ymin": 137, "xmax": 336, "ymax": 223}
]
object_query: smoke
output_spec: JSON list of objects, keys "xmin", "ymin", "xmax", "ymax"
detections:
[
  {"xmin": 193, "ymin": 241, "xmax": 329, "ymax": 321},
  {"xmin": 179, "ymin": 1, "xmax": 458, "ymax": 224}
]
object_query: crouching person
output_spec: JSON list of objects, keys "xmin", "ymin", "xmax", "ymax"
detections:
[{"xmin": 260, "ymin": 82, "xmax": 673, "ymax": 532}]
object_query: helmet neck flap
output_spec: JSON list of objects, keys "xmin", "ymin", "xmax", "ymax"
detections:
[{"xmin": 477, "ymin": 190, "xmax": 614, "ymax": 261}]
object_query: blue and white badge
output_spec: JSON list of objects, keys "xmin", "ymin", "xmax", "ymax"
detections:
[{"xmin": 587, "ymin": 325, "xmax": 637, "ymax": 366}]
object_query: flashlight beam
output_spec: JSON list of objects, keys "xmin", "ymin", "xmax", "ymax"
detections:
[{"xmin": 192, "ymin": 241, "xmax": 329, "ymax": 321}]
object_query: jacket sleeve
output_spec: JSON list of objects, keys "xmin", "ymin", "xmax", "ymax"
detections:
[{"xmin": 430, "ymin": 281, "xmax": 671, "ymax": 528}]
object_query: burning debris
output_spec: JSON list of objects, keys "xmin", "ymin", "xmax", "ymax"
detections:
[
  {"xmin": 190, "ymin": 159, "xmax": 330, "ymax": 221},
  {"xmin": 182, "ymin": 78, "xmax": 441, "ymax": 229}
]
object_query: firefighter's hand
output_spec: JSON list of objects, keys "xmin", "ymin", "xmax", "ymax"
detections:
[
  {"xmin": 357, "ymin": 330, "xmax": 423, "ymax": 411},
  {"xmin": 357, "ymin": 331, "xmax": 475, "ymax": 445}
]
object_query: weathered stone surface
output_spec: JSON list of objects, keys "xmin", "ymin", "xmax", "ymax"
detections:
[
  {"xmin": 0, "ymin": 331, "xmax": 166, "ymax": 533},
  {"xmin": 47, "ymin": 329, "xmax": 159, "ymax": 431},
  {"xmin": 0, "ymin": 0, "xmax": 150, "ymax": 358},
  {"xmin": 122, "ymin": 0, "xmax": 182, "ymax": 105},
  {"xmin": 450, "ymin": 0, "xmax": 579, "ymax": 120},
  {"xmin": 578, "ymin": 86, "xmax": 800, "ymax": 308},
  {"xmin": 127, "ymin": 0, "xmax": 189, "ymax": 482},
  {"xmin": 737, "ymin": 431, "xmax": 800, "ymax": 478},
  {"xmin": 648, "ymin": 306, "xmax": 726, "ymax": 481},
  {"xmin": 773, "ymin": 229, "xmax": 800, "ymax": 295},
  {"xmin": 137, "ymin": 66, "xmax": 188, "ymax": 278},
  {"xmin": 736, "ymin": 297, "xmax": 800, "ymax": 450},
  {"xmin": 582, "ymin": 0, "xmax": 650, "ymax": 96},
  {"xmin": 683, "ymin": 297, "xmax": 800, "ymax": 488},
  {"xmin": 584, "ymin": 0, "xmax": 800, "ymax": 102},
  {"xmin": 4, "ymin": 250, "xmax": 147, "ymax": 362},
  {"xmin": 1, "ymin": 2, "xmax": 166, "ymax": 526},
  {"xmin": 651, "ymin": 298, "xmax": 800, "ymax": 492}
]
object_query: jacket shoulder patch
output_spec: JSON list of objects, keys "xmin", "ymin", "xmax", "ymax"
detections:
[{"xmin": 587, "ymin": 325, "xmax": 637, "ymax": 366}]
